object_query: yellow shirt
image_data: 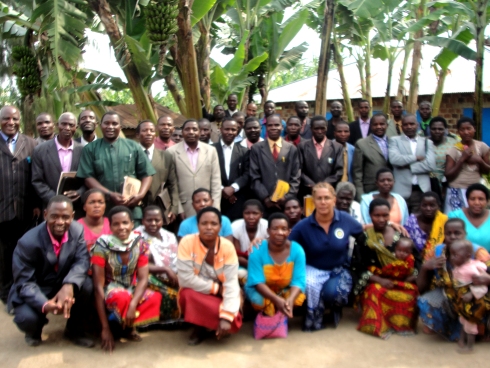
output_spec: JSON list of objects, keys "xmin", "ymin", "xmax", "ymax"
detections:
[{"xmin": 267, "ymin": 137, "xmax": 282, "ymax": 153}]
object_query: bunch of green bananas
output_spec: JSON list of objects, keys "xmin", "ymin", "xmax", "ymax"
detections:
[
  {"xmin": 11, "ymin": 46, "xmax": 42, "ymax": 97},
  {"xmin": 144, "ymin": 0, "xmax": 179, "ymax": 45}
]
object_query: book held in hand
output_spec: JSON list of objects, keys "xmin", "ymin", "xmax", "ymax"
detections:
[
  {"xmin": 56, "ymin": 172, "xmax": 79, "ymax": 195},
  {"xmin": 304, "ymin": 195, "xmax": 315, "ymax": 217},
  {"xmin": 122, "ymin": 176, "xmax": 142, "ymax": 202},
  {"xmin": 271, "ymin": 180, "xmax": 290, "ymax": 202}
]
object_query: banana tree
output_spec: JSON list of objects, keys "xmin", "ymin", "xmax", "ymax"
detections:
[
  {"xmin": 210, "ymin": 32, "xmax": 268, "ymax": 105},
  {"xmin": 332, "ymin": 35, "xmax": 355, "ymax": 121}
]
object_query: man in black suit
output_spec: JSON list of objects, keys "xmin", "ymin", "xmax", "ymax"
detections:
[
  {"xmin": 326, "ymin": 101, "xmax": 347, "ymax": 140},
  {"xmin": 348, "ymin": 99, "xmax": 371, "ymax": 145},
  {"xmin": 75, "ymin": 109, "xmax": 98, "ymax": 147},
  {"xmin": 224, "ymin": 94, "xmax": 239, "ymax": 117},
  {"xmin": 35, "ymin": 112, "xmax": 55, "ymax": 144},
  {"xmin": 284, "ymin": 116, "xmax": 305, "ymax": 147},
  {"xmin": 213, "ymin": 117, "xmax": 250, "ymax": 221},
  {"xmin": 8, "ymin": 196, "xmax": 94, "ymax": 347},
  {"xmin": 32, "ymin": 112, "xmax": 85, "ymax": 211},
  {"xmin": 136, "ymin": 120, "xmax": 179, "ymax": 224},
  {"xmin": 295, "ymin": 101, "xmax": 312, "ymax": 139},
  {"xmin": 250, "ymin": 114, "xmax": 301, "ymax": 216},
  {"xmin": 0, "ymin": 105, "xmax": 40, "ymax": 303},
  {"xmin": 297, "ymin": 116, "xmax": 344, "ymax": 198}
]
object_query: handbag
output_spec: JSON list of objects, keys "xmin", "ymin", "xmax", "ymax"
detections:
[
  {"xmin": 155, "ymin": 183, "xmax": 172, "ymax": 225},
  {"xmin": 253, "ymin": 311, "xmax": 288, "ymax": 340}
]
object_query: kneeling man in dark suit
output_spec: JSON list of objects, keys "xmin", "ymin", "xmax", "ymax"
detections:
[{"xmin": 8, "ymin": 195, "xmax": 94, "ymax": 348}]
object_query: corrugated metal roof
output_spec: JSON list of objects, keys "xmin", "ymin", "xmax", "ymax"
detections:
[{"xmin": 262, "ymin": 45, "xmax": 489, "ymax": 103}]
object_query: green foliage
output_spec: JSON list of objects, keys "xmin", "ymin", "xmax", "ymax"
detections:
[
  {"xmin": 0, "ymin": 82, "xmax": 21, "ymax": 106},
  {"xmin": 269, "ymin": 58, "xmax": 319, "ymax": 89}
]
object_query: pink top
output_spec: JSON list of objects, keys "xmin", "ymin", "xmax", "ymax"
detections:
[
  {"xmin": 54, "ymin": 136, "xmax": 74, "ymax": 172},
  {"xmin": 360, "ymin": 119, "xmax": 370, "ymax": 138},
  {"xmin": 47, "ymin": 226, "xmax": 69, "ymax": 258},
  {"xmin": 77, "ymin": 217, "xmax": 111, "ymax": 251},
  {"xmin": 313, "ymin": 137, "xmax": 326, "ymax": 159},
  {"xmin": 453, "ymin": 259, "xmax": 488, "ymax": 299},
  {"xmin": 154, "ymin": 136, "xmax": 175, "ymax": 151},
  {"xmin": 184, "ymin": 142, "xmax": 200, "ymax": 171}
]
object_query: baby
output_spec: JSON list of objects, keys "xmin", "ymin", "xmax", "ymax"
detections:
[
  {"xmin": 449, "ymin": 239, "xmax": 488, "ymax": 354},
  {"xmin": 370, "ymin": 237, "xmax": 416, "ymax": 283},
  {"xmin": 392, "ymin": 238, "xmax": 417, "ymax": 283}
]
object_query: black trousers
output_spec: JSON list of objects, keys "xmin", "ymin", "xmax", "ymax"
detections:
[
  {"xmin": 0, "ymin": 218, "xmax": 29, "ymax": 303},
  {"xmin": 13, "ymin": 277, "xmax": 93, "ymax": 337},
  {"xmin": 406, "ymin": 185, "xmax": 424, "ymax": 214}
]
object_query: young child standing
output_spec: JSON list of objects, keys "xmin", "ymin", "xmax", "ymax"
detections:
[{"xmin": 449, "ymin": 239, "xmax": 488, "ymax": 354}]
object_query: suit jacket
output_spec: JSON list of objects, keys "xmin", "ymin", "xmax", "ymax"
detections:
[
  {"xmin": 249, "ymin": 139, "xmax": 301, "ymax": 201},
  {"xmin": 213, "ymin": 141, "xmax": 250, "ymax": 220},
  {"xmin": 333, "ymin": 140, "xmax": 355, "ymax": 183},
  {"xmin": 7, "ymin": 221, "xmax": 90, "ymax": 312},
  {"xmin": 352, "ymin": 135, "xmax": 391, "ymax": 200},
  {"xmin": 298, "ymin": 139, "xmax": 344, "ymax": 190},
  {"xmin": 389, "ymin": 135, "xmax": 436, "ymax": 198},
  {"xmin": 167, "ymin": 141, "xmax": 222, "ymax": 217},
  {"xmin": 32, "ymin": 138, "xmax": 85, "ymax": 206},
  {"xmin": 147, "ymin": 148, "xmax": 179, "ymax": 215},
  {"xmin": 386, "ymin": 119, "xmax": 399, "ymax": 138},
  {"xmin": 0, "ymin": 134, "xmax": 38, "ymax": 223},
  {"xmin": 348, "ymin": 119, "xmax": 370, "ymax": 146}
]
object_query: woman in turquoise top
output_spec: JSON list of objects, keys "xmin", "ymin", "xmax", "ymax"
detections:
[
  {"xmin": 448, "ymin": 183, "xmax": 490, "ymax": 251},
  {"xmin": 245, "ymin": 213, "xmax": 306, "ymax": 319}
]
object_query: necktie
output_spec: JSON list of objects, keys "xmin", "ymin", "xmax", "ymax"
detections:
[
  {"xmin": 342, "ymin": 148, "xmax": 348, "ymax": 182},
  {"xmin": 144, "ymin": 149, "xmax": 150, "ymax": 158},
  {"xmin": 272, "ymin": 143, "xmax": 279, "ymax": 162},
  {"xmin": 6, "ymin": 137, "xmax": 13, "ymax": 154}
]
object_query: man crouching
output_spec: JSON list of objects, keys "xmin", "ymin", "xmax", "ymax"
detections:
[{"xmin": 8, "ymin": 195, "xmax": 94, "ymax": 348}]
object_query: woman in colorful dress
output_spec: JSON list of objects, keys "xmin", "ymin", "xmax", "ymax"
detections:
[
  {"xmin": 92, "ymin": 206, "xmax": 162, "ymax": 352},
  {"xmin": 352, "ymin": 198, "xmax": 418, "ymax": 339},
  {"xmin": 448, "ymin": 183, "xmax": 490, "ymax": 251},
  {"xmin": 245, "ymin": 213, "xmax": 306, "ymax": 320},
  {"xmin": 360, "ymin": 168, "xmax": 409, "ymax": 225},
  {"xmin": 417, "ymin": 218, "xmax": 490, "ymax": 341},
  {"xmin": 77, "ymin": 189, "xmax": 111, "ymax": 252},
  {"xmin": 445, "ymin": 117, "xmax": 490, "ymax": 213},
  {"xmin": 404, "ymin": 192, "xmax": 447, "ymax": 269},
  {"xmin": 135, "ymin": 205, "xmax": 180, "ymax": 325},
  {"xmin": 177, "ymin": 207, "xmax": 242, "ymax": 345},
  {"xmin": 289, "ymin": 182, "xmax": 363, "ymax": 331}
]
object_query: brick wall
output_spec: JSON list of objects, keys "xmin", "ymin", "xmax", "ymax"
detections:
[{"xmin": 275, "ymin": 93, "xmax": 490, "ymax": 132}]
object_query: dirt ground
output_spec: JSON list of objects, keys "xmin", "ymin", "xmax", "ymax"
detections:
[{"xmin": 1, "ymin": 306, "xmax": 488, "ymax": 368}]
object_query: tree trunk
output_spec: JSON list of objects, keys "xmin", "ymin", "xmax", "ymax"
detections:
[
  {"xmin": 22, "ymin": 94, "xmax": 35, "ymax": 137},
  {"xmin": 364, "ymin": 34, "xmax": 373, "ymax": 109},
  {"xmin": 333, "ymin": 39, "xmax": 354, "ymax": 122},
  {"xmin": 356, "ymin": 57, "xmax": 366, "ymax": 99},
  {"xmin": 432, "ymin": 68, "xmax": 448, "ymax": 117},
  {"xmin": 88, "ymin": 0, "xmax": 157, "ymax": 122},
  {"xmin": 196, "ymin": 20, "xmax": 211, "ymax": 112},
  {"xmin": 314, "ymin": 0, "xmax": 335, "ymax": 116},
  {"xmin": 407, "ymin": 0, "xmax": 426, "ymax": 114},
  {"xmin": 175, "ymin": 0, "xmax": 202, "ymax": 119},
  {"xmin": 396, "ymin": 42, "xmax": 413, "ymax": 102},
  {"xmin": 474, "ymin": 0, "xmax": 488, "ymax": 140},
  {"xmin": 383, "ymin": 55, "xmax": 395, "ymax": 115},
  {"xmin": 164, "ymin": 72, "xmax": 187, "ymax": 116}
]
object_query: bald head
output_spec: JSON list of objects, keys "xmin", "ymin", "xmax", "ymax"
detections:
[
  {"xmin": 58, "ymin": 112, "xmax": 76, "ymax": 123},
  {"xmin": 57, "ymin": 112, "xmax": 78, "ymax": 142},
  {"xmin": 1, "ymin": 105, "xmax": 21, "ymax": 137}
]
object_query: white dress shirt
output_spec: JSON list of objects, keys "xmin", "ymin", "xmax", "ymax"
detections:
[
  {"xmin": 80, "ymin": 135, "xmax": 97, "ymax": 147},
  {"xmin": 140, "ymin": 144, "xmax": 155, "ymax": 161},
  {"xmin": 404, "ymin": 134, "xmax": 419, "ymax": 185},
  {"xmin": 221, "ymin": 139, "xmax": 240, "ymax": 192}
]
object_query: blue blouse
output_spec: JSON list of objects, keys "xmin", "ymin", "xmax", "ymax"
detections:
[{"xmin": 448, "ymin": 208, "xmax": 490, "ymax": 251}]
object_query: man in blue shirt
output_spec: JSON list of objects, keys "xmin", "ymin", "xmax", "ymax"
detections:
[
  {"xmin": 177, "ymin": 188, "xmax": 233, "ymax": 241},
  {"xmin": 260, "ymin": 100, "xmax": 286, "ymax": 138}
]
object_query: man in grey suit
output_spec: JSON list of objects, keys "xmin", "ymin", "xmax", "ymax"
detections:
[
  {"xmin": 136, "ymin": 120, "xmax": 179, "ymax": 224},
  {"xmin": 8, "ymin": 196, "xmax": 93, "ymax": 347},
  {"xmin": 250, "ymin": 114, "xmax": 301, "ymax": 216},
  {"xmin": 352, "ymin": 114, "xmax": 391, "ymax": 201},
  {"xmin": 389, "ymin": 114, "xmax": 436, "ymax": 213},
  {"xmin": 0, "ymin": 106, "xmax": 40, "ymax": 303},
  {"xmin": 167, "ymin": 119, "xmax": 222, "ymax": 217},
  {"xmin": 297, "ymin": 116, "xmax": 343, "ymax": 198},
  {"xmin": 32, "ymin": 112, "xmax": 85, "ymax": 211}
]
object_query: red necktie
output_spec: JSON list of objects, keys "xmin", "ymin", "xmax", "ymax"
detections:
[{"xmin": 272, "ymin": 143, "xmax": 279, "ymax": 161}]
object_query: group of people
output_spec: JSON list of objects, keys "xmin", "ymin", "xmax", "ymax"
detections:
[{"xmin": 1, "ymin": 94, "xmax": 490, "ymax": 354}]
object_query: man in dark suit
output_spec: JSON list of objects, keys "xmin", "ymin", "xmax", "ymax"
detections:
[
  {"xmin": 348, "ymin": 99, "xmax": 371, "ymax": 145},
  {"xmin": 352, "ymin": 113, "xmax": 391, "ymax": 200},
  {"xmin": 295, "ymin": 101, "xmax": 312, "ymax": 139},
  {"xmin": 32, "ymin": 112, "xmax": 85, "ymax": 211},
  {"xmin": 75, "ymin": 109, "xmax": 98, "ymax": 147},
  {"xmin": 326, "ymin": 101, "xmax": 347, "ymax": 140},
  {"xmin": 284, "ymin": 116, "xmax": 305, "ymax": 147},
  {"xmin": 136, "ymin": 120, "xmax": 179, "ymax": 224},
  {"xmin": 0, "ymin": 105, "xmax": 40, "ymax": 303},
  {"xmin": 35, "ymin": 112, "xmax": 55, "ymax": 144},
  {"xmin": 203, "ymin": 94, "xmax": 239, "ymax": 120},
  {"xmin": 8, "ymin": 196, "xmax": 93, "ymax": 347},
  {"xmin": 297, "ymin": 116, "xmax": 343, "ymax": 198},
  {"xmin": 213, "ymin": 117, "xmax": 250, "ymax": 221},
  {"xmin": 250, "ymin": 114, "xmax": 301, "ymax": 216}
]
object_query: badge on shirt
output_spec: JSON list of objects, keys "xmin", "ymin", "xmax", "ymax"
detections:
[
  {"xmin": 328, "ymin": 157, "xmax": 333, "ymax": 164},
  {"xmin": 335, "ymin": 228, "xmax": 344, "ymax": 239}
]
